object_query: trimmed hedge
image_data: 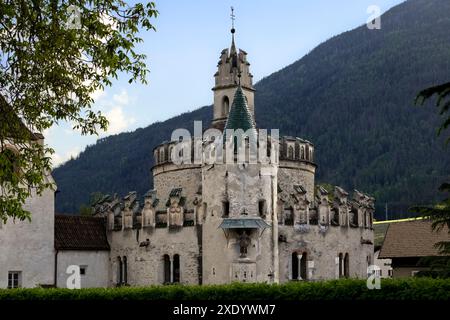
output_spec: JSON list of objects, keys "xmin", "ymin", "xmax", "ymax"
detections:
[{"xmin": 0, "ymin": 278, "xmax": 449, "ymax": 301}]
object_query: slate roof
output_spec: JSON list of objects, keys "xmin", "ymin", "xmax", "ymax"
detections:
[
  {"xmin": 293, "ymin": 185, "xmax": 306, "ymax": 194},
  {"xmin": 169, "ymin": 188, "xmax": 183, "ymax": 198},
  {"xmin": 379, "ymin": 219, "xmax": 449, "ymax": 259},
  {"xmin": 55, "ymin": 215, "xmax": 110, "ymax": 251},
  {"xmin": 219, "ymin": 217, "xmax": 271, "ymax": 229}
]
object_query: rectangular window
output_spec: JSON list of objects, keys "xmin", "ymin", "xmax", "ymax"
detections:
[
  {"xmin": 222, "ymin": 201, "xmax": 230, "ymax": 217},
  {"xmin": 8, "ymin": 271, "xmax": 21, "ymax": 289},
  {"xmin": 258, "ymin": 200, "xmax": 266, "ymax": 217},
  {"xmin": 80, "ymin": 266, "xmax": 87, "ymax": 276}
]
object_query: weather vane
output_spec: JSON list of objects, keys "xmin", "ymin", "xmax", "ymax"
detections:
[{"xmin": 230, "ymin": 6, "xmax": 235, "ymax": 31}]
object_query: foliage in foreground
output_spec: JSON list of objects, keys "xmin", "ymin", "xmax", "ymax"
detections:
[
  {"xmin": 0, "ymin": 1, "xmax": 158, "ymax": 222},
  {"xmin": 1, "ymin": 279, "xmax": 450, "ymax": 301}
]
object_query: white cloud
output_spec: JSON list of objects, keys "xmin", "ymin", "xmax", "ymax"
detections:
[
  {"xmin": 113, "ymin": 90, "xmax": 129, "ymax": 105},
  {"xmin": 52, "ymin": 146, "xmax": 82, "ymax": 167},
  {"xmin": 91, "ymin": 89, "xmax": 105, "ymax": 101},
  {"xmin": 103, "ymin": 106, "xmax": 136, "ymax": 135},
  {"xmin": 44, "ymin": 88, "xmax": 136, "ymax": 169}
]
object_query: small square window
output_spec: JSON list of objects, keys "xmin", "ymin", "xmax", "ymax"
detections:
[
  {"xmin": 8, "ymin": 271, "xmax": 22, "ymax": 289},
  {"xmin": 80, "ymin": 266, "xmax": 87, "ymax": 276}
]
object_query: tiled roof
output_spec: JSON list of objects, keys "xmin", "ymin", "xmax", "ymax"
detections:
[
  {"xmin": 224, "ymin": 86, "xmax": 256, "ymax": 133},
  {"xmin": 55, "ymin": 215, "xmax": 110, "ymax": 251},
  {"xmin": 379, "ymin": 219, "xmax": 449, "ymax": 259}
]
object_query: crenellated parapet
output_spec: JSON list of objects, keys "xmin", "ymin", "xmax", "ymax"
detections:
[
  {"xmin": 279, "ymin": 136, "xmax": 315, "ymax": 164},
  {"xmin": 351, "ymin": 190, "xmax": 375, "ymax": 229},
  {"xmin": 277, "ymin": 184, "xmax": 374, "ymax": 231},
  {"xmin": 93, "ymin": 187, "xmax": 199, "ymax": 234},
  {"xmin": 214, "ymin": 48, "xmax": 253, "ymax": 91},
  {"xmin": 142, "ymin": 190, "xmax": 158, "ymax": 228}
]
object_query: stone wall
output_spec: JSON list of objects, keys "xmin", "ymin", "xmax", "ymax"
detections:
[
  {"xmin": 153, "ymin": 164, "xmax": 201, "ymax": 211},
  {"xmin": 56, "ymin": 251, "xmax": 110, "ymax": 288},
  {"xmin": 109, "ymin": 226, "xmax": 200, "ymax": 286},
  {"xmin": 201, "ymin": 162, "xmax": 278, "ymax": 284},
  {"xmin": 213, "ymin": 86, "xmax": 255, "ymax": 121},
  {"xmin": 278, "ymin": 160, "xmax": 316, "ymax": 203},
  {"xmin": 278, "ymin": 224, "xmax": 374, "ymax": 281}
]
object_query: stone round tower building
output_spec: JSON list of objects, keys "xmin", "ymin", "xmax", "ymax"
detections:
[{"xmin": 100, "ymin": 22, "xmax": 374, "ymax": 287}]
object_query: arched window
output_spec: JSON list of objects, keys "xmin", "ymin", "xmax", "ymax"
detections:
[
  {"xmin": 173, "ymin": 254, "xmax": 180, "ymax": 283},
  {"xmin": 123, "ymin": 256, "xmax": 128, "ymax": 285},
  {"xmin": 169, "ymin": 146, "xmax": 173, "ymax": 162},
  {"xmin": 338, "ymin": 253, "xmax": 343, "ymax": 278},
  {"xmin": 344, "ymin": 253, "xmax": 350, "ymax": 278},
  {"xmin": 300, "ymin": 146, "xmax": 305, "ymax": 159},
  {"xmin": 364, "ymin": 210, "xmax": 368, "ymax": 228},
  {"xmin": 300, "ymin": 252, "xmax": 308, "ymax": 280},
  {"xmin": 163, "ymin": 254, "xmax": 171, "ymax": 284},
  {"xmin": 292, "ymin": 252, "xmax": 308, "ymax": 280},
  {"xmin": 350, "ymin": 208, "xmax": 358, "ymax": 227},
  {"xmin": 117, "ymin": 256, "xmax": 123, "ymax": 285},
  {"xmin": 160, "ymin": 148, "xmax": 165, "ymax": 163},
  {"xmin": 288, "ymin": 146, "xmax": 294, "ymax": 159},
  {"xmin": 258, "ymin": 200, "xmax": 266, "ymax": 217},
  {"xmin": 331, "ymin": 207, "xmax": 339, "ymax": 225},
  {"xmin": 222, "ymin": 201, "xmax": 230, "ymax": 217},
  {"xmin": 291, "ymin": 252, "xmax": 299, "ymax": 280},
  {"xmin": 284, "ymin": 207, "xmax": 294, "ymax": 225},
  {"xmin": 305, "ymin": 145, "xmax": 310, "ymax": 161},
  {"xmin": 222, "ymin": 96, "xmax": 230, "ymax": 116}
]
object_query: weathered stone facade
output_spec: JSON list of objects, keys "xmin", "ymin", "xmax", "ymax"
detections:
[{"xmin": 95, "ymin": 30, "xmax": 375, "ymax": 287}]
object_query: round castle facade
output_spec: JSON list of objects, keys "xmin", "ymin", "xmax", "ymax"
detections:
[{"xmin": 94, "ymin": 30, "xmax": 374, "ymax": 286}]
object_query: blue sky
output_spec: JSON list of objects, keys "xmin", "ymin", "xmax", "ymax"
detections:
[{"xmin": 47, "ymin": 0, "xmax": 405, "ymax": 166}]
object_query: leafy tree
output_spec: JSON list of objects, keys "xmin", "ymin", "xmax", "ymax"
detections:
[
  {"xmin": 415, "ymin": 82, "xmax": 450, "ymax": 144},
  {"xmin": 0, "ymin": 0, "xmax": 158, "ymax": 222},
  {"xmin": 79, "ymin": 204, "xmax": 93, "ymax": 216},
  {"xmin": 411, "ymin": 82, "xmax": 450, "ymax": 277},
  {"xmin": 79, "ymin": 191, "xmax": 106, "ymax": 216},
  {"xmin": 413, "ymin": 83, "xmax": 450, "ymax": 255}
]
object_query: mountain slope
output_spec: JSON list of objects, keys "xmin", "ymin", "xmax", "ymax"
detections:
[{"xmin": 53, "ymin": 0, "xmax": 450, "ymax": 218}]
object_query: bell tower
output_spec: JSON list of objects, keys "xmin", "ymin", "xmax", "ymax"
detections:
[{"xmin": 211, "ymin": 7, "xmax": 255, "ymax": 130}]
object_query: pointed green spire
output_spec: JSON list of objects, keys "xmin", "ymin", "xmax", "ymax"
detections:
[{"xmin": 224, "ymin": 86, "xmax": 256, "ymax": 133}]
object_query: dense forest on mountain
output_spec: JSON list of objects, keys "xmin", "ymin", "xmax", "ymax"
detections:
[{"xmin": 53, "ymin": 0, "xmax": 450, "ymax": 219}]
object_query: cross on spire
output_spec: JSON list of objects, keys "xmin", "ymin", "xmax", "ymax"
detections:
[
  {"xmin": 230, "ymin": 6, "xmax": 235, "ymax": 31},
  {"xmin": 229, "ymin": 6, "xmax": 237, "ymax": 56}
]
